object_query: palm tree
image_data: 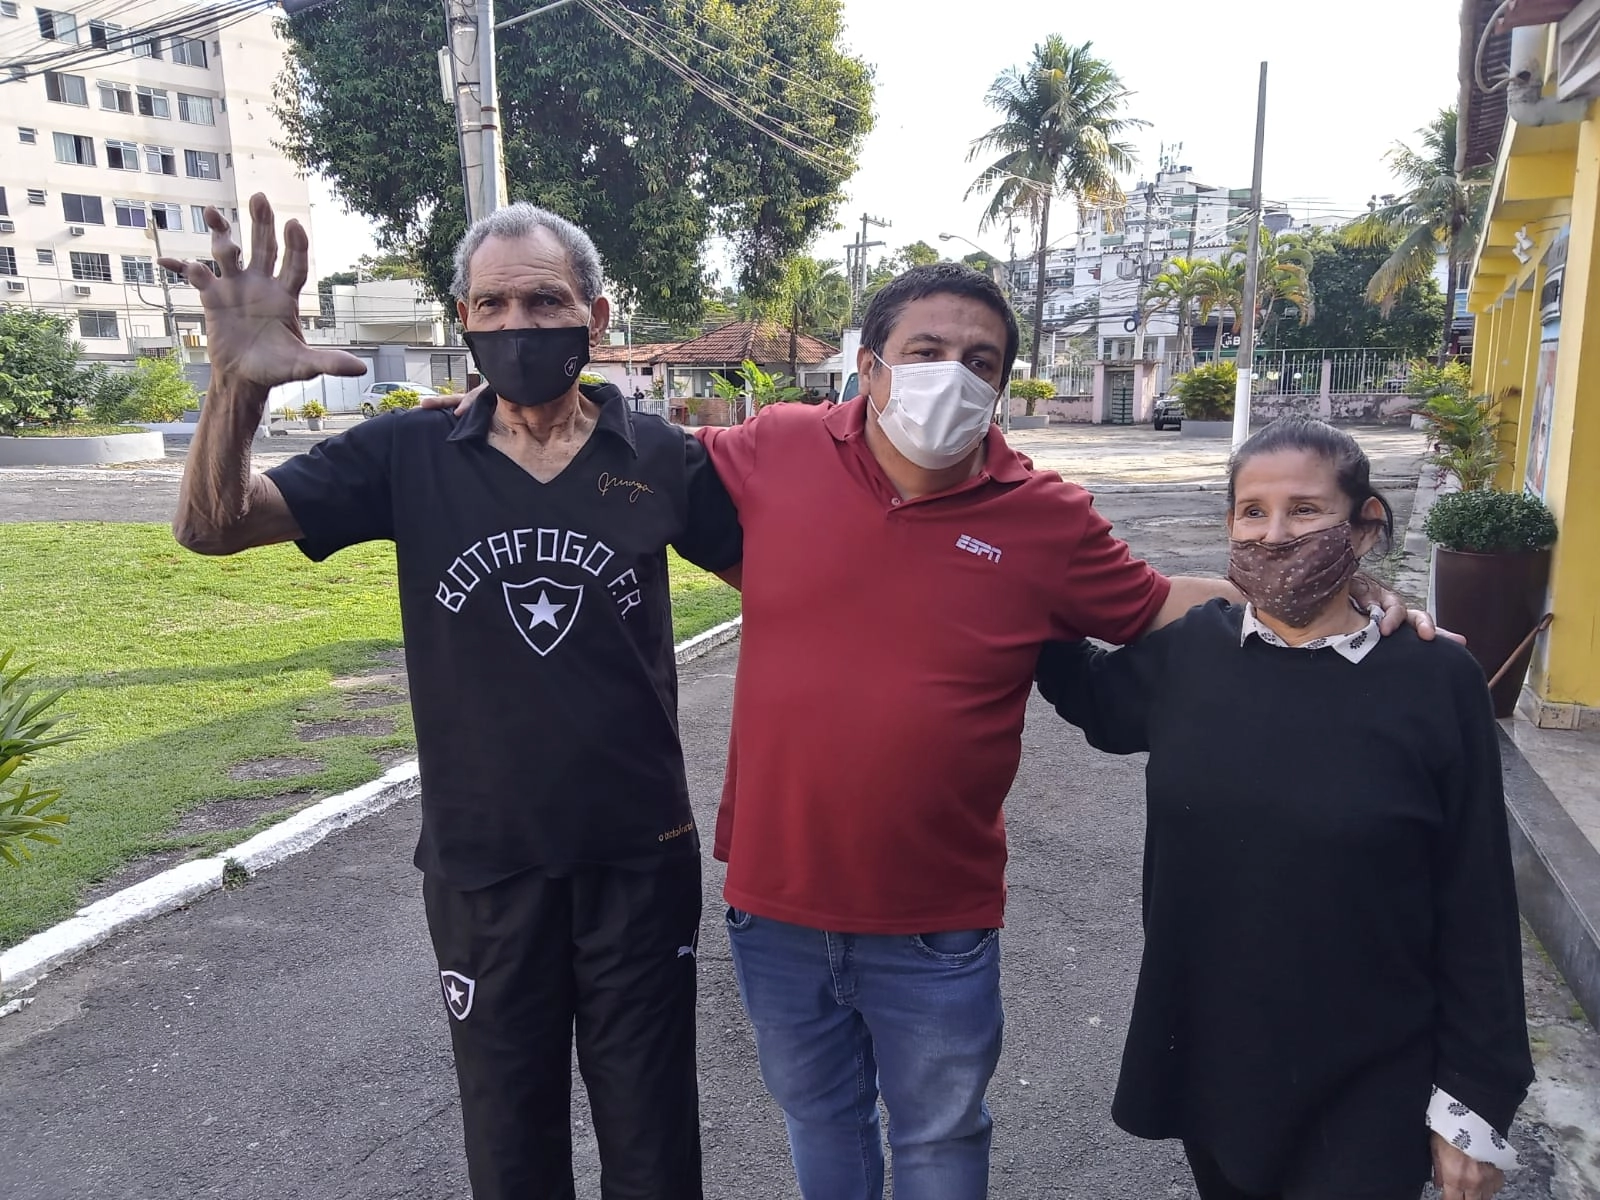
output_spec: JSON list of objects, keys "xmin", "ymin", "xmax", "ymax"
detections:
[
  {"xmin": 968, "ymin": 37, "xmax": 1144, "ymax": 378},
  {"xmin": 779, "ymin": 256, "xmax": 851, "ymax": 380},
  {"xmin": 1143, "ymin": 257, "xmax": 1210, "ymax": 369},
  {"xmin": 1251, "ymin": 227, "xmax": 1316, "ymax": 346},
  {"xmin": 1196, "ymin": 253, "xmax": 1246, "ymax": 358},
  {"xmin": 1343, "ymin": 108, "xmax": 1486, "ymax": 364}
]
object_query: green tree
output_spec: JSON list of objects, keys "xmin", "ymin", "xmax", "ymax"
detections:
[
  {"xmin": 0, "ymin": 307, "xmax": 83, "ymax": 434},
  {"xmin": 1342, "ymin": 108, "xmax": 1486, "ymax": 363},
  {"xmin": 88, "ymin": 356, "xmax": 199, "ymax": 425},
  {"xmin": 1190, "ymin": 230, "xmax": 1315, "ymax": 354},
  {"xmin": 356, "ymin": 251, "xmax": 423, "ymax": 281},
  {"xmin": 967, "ymin": 37, "xmax": 1143, "ymax": 378},
  {"xmin": 1143, "ymin": 256, "xmax": 1210, "ymax": 369},
  {"xmin": 779, "ymin": 256, "xmax": 850, "ymax": 377},
  {"xmin": 1266, "ymin": 229, "xmax": 1445, "ymax": 355},
  {"xmin": 895, "ymin": 240, "xmax": 942, "ymax": 270},
  {"xmin": 277, "ymin": 0, "xmax": 873, "ymax": 320}
]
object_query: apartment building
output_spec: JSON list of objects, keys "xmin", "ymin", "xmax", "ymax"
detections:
[{"xmin": 0, "ymin": 0, "xmax": 317, "ymax": 360}]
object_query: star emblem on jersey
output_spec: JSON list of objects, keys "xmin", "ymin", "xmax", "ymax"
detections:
[
  {"xmin": 439, "ymin": 970, "xmax": 476, "ymax": 1021},
  {"xmin": 503, "ymin": 577, "xmax": 584, "ymax": 656}
]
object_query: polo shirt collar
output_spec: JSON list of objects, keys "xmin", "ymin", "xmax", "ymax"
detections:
[
  {"xmin": 448, "ymin": 380, "xmax": 638, "ymax": 454},
  {"xmin": 823, "ymin": 396, "xmax": 1030, "ymax": 484}
]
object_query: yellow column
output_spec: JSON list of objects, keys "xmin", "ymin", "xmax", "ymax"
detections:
[
  {"xmin": 1493, "ymin": 279, "xmax": 1536, "ymax": 491},
  {"xmin": 1532, "ymin": 108, "xmax": 1600, "ymax": 708},
  {"xmin": 1470, "ymin": 309, "xmax": 1495, "ymax": 396},
  {"xmin": 1511, "ymin": 267, "xmax": 1545, "ymax": 490}
]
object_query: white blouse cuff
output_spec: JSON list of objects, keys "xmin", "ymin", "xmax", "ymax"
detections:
[{"xmin": 1426, "ymin": 1085, "xmax": 1520, "ymax": 1170}]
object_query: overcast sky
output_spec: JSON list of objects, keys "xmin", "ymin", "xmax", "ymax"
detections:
[{"xmin": 308, "ymin": 0, "xmax": 1461, "ymax": 276}]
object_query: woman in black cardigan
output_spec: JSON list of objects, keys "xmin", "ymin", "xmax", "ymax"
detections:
[{"xmin": 1036, "ymin": 417, "xmax": 1533, "ymax": 1200}]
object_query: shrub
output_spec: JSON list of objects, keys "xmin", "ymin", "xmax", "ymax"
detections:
[
  {"xmin": 1172, "ymin": 360, "xmax": 1237, "ymax": 421},
  {"xmin": 1404, "ymin": 358, "xmax": 1471, "ymax": 404},
  {"xmin": 579, "ymin": 370, "xmax": 608, "ymax": 387},
  {"xmin": 301, "ymin": 399, "xmax": 328, "ymax": 419},
  {"xmin": 1424, "ymin": 488, "xmax": 1558, "ymax": 554},
  {"xmin": 378, "ymin": 388, "xmax": 421, "ymax": 411},
  {"xmin": 0, "ymin": 649, "xmax": 85, "ymax": 866},
  {"xmin": 1414, "ymin": 391, "xmax": 1505, "ymax": 491},
  {"xmin": 1010, "ymin": 377, "xmax": 1055, "ymax": 417},
  {"xmin": 279, "ymin": 405, "xmax": 300, "ymax": 423},
  {"xmin": 0, "ymin": 307, "xmax": 82, "ymax": 435},
  {"xmin": 86, "ymin": 355, "xmax": 198, "ymax": 425}
]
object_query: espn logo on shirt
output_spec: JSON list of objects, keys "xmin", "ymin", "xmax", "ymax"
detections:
[{"xmin": 956, "ymin": 534, "xmax": 1002, "ymax": 564}]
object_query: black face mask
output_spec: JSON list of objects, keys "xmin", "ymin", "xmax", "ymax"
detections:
[{"xmin": 463, "ymin": 325, "xmax": 592, "ymax": 407}]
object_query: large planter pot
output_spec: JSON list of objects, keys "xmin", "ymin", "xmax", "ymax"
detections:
[
  {"xmin": 306, "ymin": 418, "xmax": 324, "ymax": 431},
  {"xmin": 1433, "ymin": 547, "xmax": 1553, "ymax": 718},
  {"xmin": 1180, "ymin": 419, "xmax": 1233, "ymax": 439},
  {"xmin": 0, "ymin": 431, "xmax": 164, "ymax": 466},
  {"xmin": 1009, "ymin": 414, "xmax": 1050, "ymax": 429}
]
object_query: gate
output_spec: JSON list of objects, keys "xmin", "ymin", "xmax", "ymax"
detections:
[{"xmin": 1106, "ymin": 368, "xmax": 1135, "ymax": 425}]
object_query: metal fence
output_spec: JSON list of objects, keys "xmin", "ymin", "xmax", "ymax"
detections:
[
  {"xmin": 1183, "ymin": 348, "xmax": 1414, "ymax": 395},
  {"xmin": 1048, "ymin": 362, "xmax": 1097, "ymax": 397}
]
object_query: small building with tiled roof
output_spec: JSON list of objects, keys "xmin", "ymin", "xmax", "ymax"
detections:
[
  {"xmin": 657, "ymin": 321, "xmax": 841, "ymax": 412},
  {"xmin": 583, "ymin": 341, "xmax": 682, "ymax": 396}
]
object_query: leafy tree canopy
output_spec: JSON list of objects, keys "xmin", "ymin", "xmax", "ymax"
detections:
[
  {"xmin": 1266, "ymin": 229, "xmax": 1444, "ymax": 357},
  {"xmin": 277, "ymin": 0, "xmax": 874, "ymax": 322}
]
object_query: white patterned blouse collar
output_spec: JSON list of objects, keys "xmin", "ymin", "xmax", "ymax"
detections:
[{"xmin": 1240, "ymin": 602, "xmax": 1383, "ymax": 664}]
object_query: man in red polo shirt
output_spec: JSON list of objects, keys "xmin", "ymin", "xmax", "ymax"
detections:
[{"xmin": 695, "ymin": 264, "xmax": 1424, "ymax": 1200}]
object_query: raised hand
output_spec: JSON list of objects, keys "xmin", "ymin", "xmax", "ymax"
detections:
[{"xmin": 158, "ymin": 193, "xmax": 366, "ymax": 388}]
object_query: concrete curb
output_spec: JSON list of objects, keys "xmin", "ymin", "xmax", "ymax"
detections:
[
  {"xmin": 1086, "ymin": 475, "xmax": 1419, "ymax": 497},
  {"xmin": 0, "ymin": 617, "xmax": 743, "ymax": 1001}
]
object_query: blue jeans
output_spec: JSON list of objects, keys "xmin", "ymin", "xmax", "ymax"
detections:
[{"xmin": 726, "ymin": 907, "xmax": 1004, "ymax": 1200}]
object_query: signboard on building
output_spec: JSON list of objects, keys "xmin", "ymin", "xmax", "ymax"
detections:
[{"xmin": 1526, "ymin": 225, "xmax": 1569, "ymax": 501}]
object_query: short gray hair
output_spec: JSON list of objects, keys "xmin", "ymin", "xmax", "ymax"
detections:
[{"xmin": 450, "ymin": 202, "xmax": 605, "ymax": 304}]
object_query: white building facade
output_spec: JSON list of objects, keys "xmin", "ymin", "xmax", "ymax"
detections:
[{"xmin": 0, "ymin": 1, "xmax": 317, "ymax": 359}]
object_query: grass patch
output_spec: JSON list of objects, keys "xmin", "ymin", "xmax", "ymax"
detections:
[
  {"xmin": 11, "ymin": 424, "xmax": 149, "ymax": 438},
  {"xmin": 0, "ymin": 523, "xmax": 739, "ymax": 947}
]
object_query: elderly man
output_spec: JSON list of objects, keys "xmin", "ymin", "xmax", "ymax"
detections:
[{"xmin": 166, "ymin": 194, "xmax": 741, "ymax": 1200}]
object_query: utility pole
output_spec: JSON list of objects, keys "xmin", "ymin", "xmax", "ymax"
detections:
[
  {"xmin": 845, "ymin": 212, "xmax": 889, "ymax": 323},
  {"xmin": 444, "ymin": 0, "xmax": 508, "ymax": 225},
  {"xmin": 146, "ymin": 219, "xmax": 179, "ymax": 357},
  {"xmin": 1232, "ymin": 61, "xmax": 1268, "ymax": 450},
  {"xmin": 1132, "ymin": 183, "xmax": 1157, "ymax": 363}
]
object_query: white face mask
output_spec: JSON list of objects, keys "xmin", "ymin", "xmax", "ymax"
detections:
[{"xmin": 868, "ymin": 354, "xmax": 999, "ymax": 470}]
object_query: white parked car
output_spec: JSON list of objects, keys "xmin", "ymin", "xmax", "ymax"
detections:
[{"xmin": 360, "ymin": 381, "xmax": 440, "ymax": 416}]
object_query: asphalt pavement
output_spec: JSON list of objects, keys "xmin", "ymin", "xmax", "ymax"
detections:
[{"xmin": 2, "ymin": 430, "xmax": 1595, "ymax": 1199}]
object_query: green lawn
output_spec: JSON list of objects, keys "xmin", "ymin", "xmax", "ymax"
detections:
[{"xmin": 0, "ymin": 523, "xmax": 739, "ymax": 948}]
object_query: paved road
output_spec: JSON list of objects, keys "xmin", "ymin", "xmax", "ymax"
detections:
[{"xmin": 0, "ymin": 643, "xmax": 1194, "ymax": 1199}]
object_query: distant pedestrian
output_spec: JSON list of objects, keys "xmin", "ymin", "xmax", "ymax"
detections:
[
  {"xmin": 167, "ymin": 193, "xmax": 742, "ymax": 1200},
  {"xmin": 1036, "ymin": 416, "xmax": 1532, "ymax": 1200}
]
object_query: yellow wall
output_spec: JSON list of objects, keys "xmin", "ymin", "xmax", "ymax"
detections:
[{"xmin": 1530, "ymin": 112, "xmax": 1600, "ymax": 707}]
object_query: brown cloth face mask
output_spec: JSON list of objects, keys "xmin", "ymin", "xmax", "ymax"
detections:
[{"xmin": 1227, "ymin": 522, "xmax": 1359, "ymax": 629}]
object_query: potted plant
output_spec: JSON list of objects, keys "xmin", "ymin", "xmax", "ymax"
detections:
[
  {"xmin": 301, "ymin": 399, "xmax": 328, "ymax": 432},
  {"xmin": 1424, "ymin": 488, "xmax": 1558, "ymax": 717},
  {"xmin": 0, "ymin": 649, "xmax": 83, "ymax": 869},
  {"xmin": 1009, "ymin": 378, "xmax": 1054, "ymax": 428},
  {"xmin": 1172, "ymin": 360, "xmax": 1235, "ymax": 439},
  {"xmin": 378, "ymin": 388, "xmax": 421, "ymax": 412}
]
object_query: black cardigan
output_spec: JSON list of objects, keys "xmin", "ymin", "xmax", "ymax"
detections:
[{"xmin": 1035, "ymin": 600, "xmax": 1533, "ymax": 1192}]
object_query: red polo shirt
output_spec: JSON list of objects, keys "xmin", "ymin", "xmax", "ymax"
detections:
[{"xmin": 697, "ymin": 399, "xmax": 1170, "ymax": 934}]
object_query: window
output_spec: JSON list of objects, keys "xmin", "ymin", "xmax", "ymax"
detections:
[
  {"xmin": 98, "ymin": 81, "xmax": 132, "ymax": 113},
  {"xmin": 132, "ymin": 36, "xmax": 160, "ymax": 58},
  {"xmin": 0, "ymin": 248, "xmax": 16, "ymax": 277},
  {"xmin": 27, "ymin": 189, "xmax": 46, "ymax": 206},
  {"xmin": 145, "ymin": 145, "xmax": 177, "ymax": 176},
  {"xmin": 88, "ymin": 20, "xmax": 123, "ymax": 50},
  {"xmin": 184, "ymin": 149, "xmax": 220, "ymax": 179},
  {"xmin": 190, "ymin": 204, "xmax": 207, "ymax": 230},
  {"xmin": 37, "ymin": 249, "xmax": 54, "ymax": 265},
  {"xmin": 18, "ymin": 127, "xmax": 36, "ymax": 144},
  {"xmin": 136, "ymin": 87, "xmax": 170, "ymax": 119},
  {"xmin": 106, "ymin": 140, "xmax": 140, "ymax": 171},
  {"xmin": 0, "ymin": 186, "xmax": 6, "ymax": 216},
  {"xmin": 198, "ymin": 257, "xmax": 220, "ymax": 276},
  {"xmin": 53, "ymin": 132, "xmax": 96, "ymax": 166},
  {"xmin": 0, "ymin": 2, "xmax": 18, "ymax": 18},
  {"xmin": 177, "ymin": 93, "xmax": 214, "ymax": 125},
  {"xmin": 62, "ymin": 193, "xmax": 103, "ymax": 224},
  {"xmin": 170, "ymin": 37, "xmax": 207, "ymax": 68},
  {"xmin": 114, "ymin": 199, "xmax": 147, "ymax": 228},
  {"xmin": 163, "ymin": 266, "xmax": 185, "ymax": 286},
  {"xmin": 44, "ymin": 71, "xmax": 88, "ymax": 106},
  {"xmin": 37, "ymin": 9, "xmax": 78, "ymax": 43},
  {"xmin": 78, "ymin": 310, "xmax": 118, "ymax": 339},
  {"xmin": 150, "ymin": 202, "xmax": 181, "ymax": 231},
  {"xmin": 122, "ymin": 255, "xmax": 154, "ymax": 284},
  {"xmin": 70, "ymin": 252, "xmax": 112, "ymax": 282}
]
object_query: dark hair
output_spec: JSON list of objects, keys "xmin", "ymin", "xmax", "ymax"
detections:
[
  {"xmin": 859, "ymin": 263, "xmax": 1020, "ymax": 379},
  {"xmin": 1227, "ymin": 416, "xmax": 1395, "ymax": 551}
]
